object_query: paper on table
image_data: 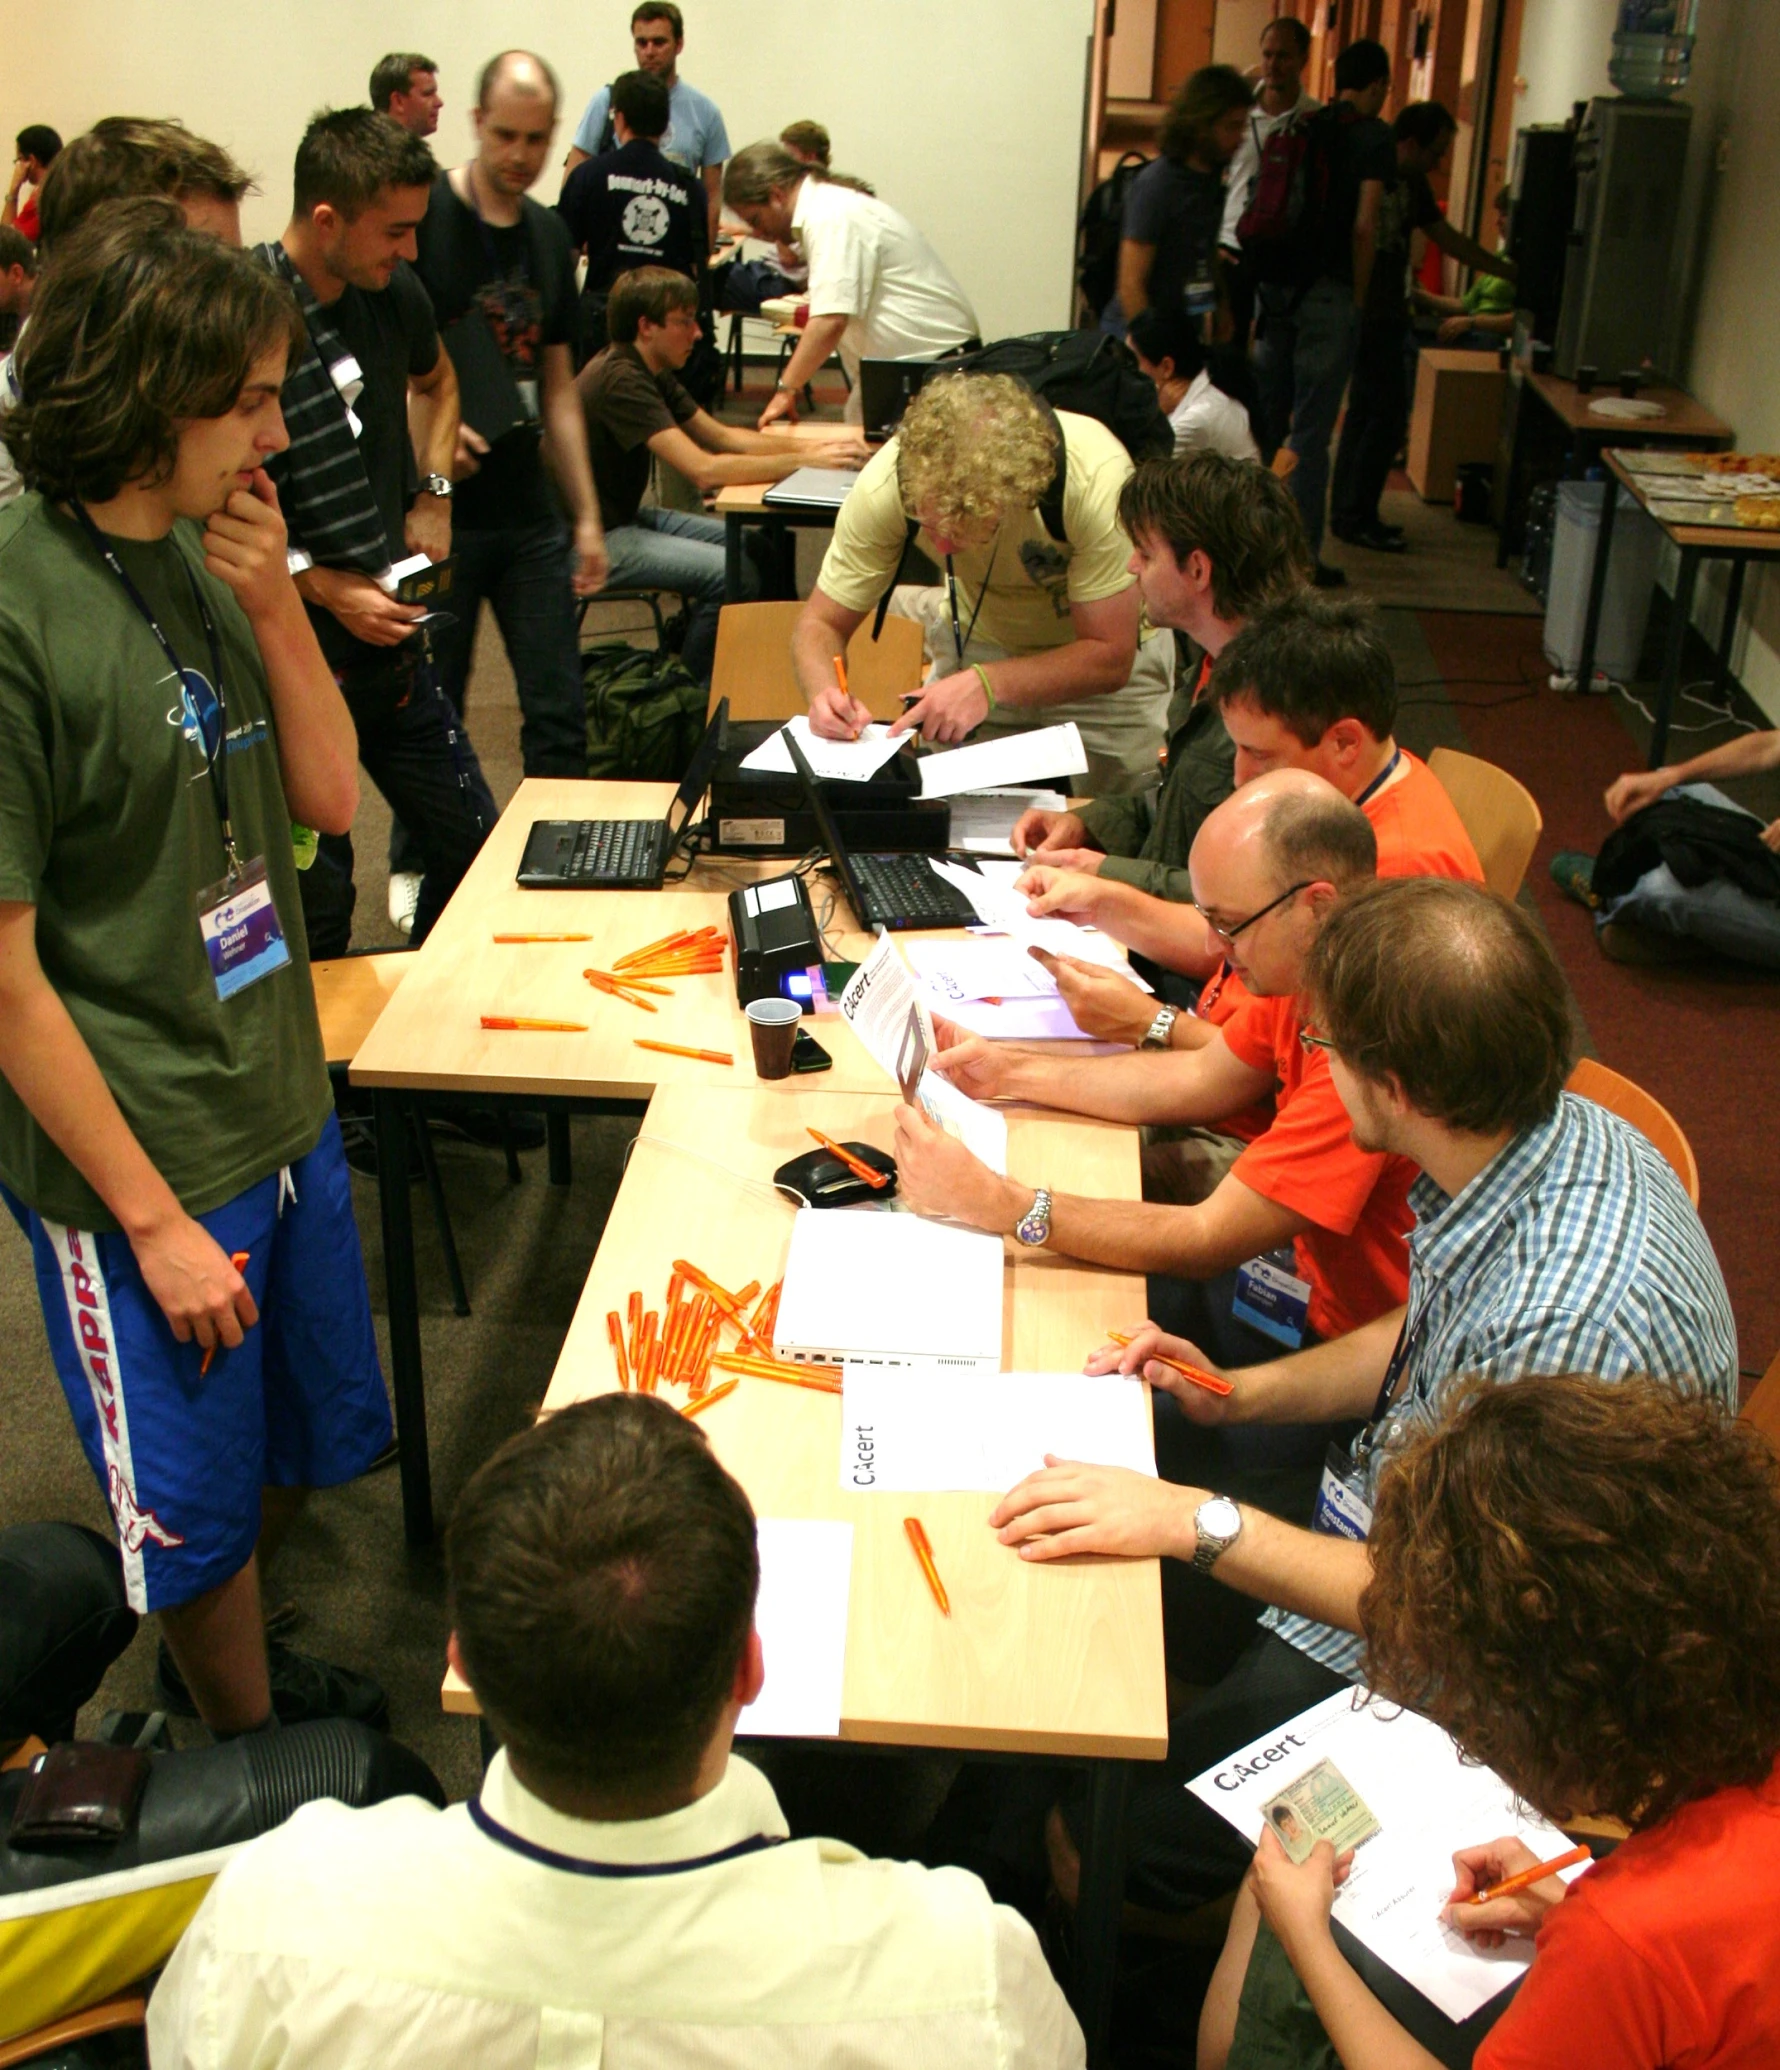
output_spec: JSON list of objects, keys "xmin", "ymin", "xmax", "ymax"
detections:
[
  {"xmin": 841, "ymin": 1368, "xmax": 1156, "ymax": 1493},
  {"xmin": 917, "ymin": 724, "xmax": 1089, "ymax": 799},
  {"xmin": 930, "ymin": 859, "xmax": 1147, "ymax": 976},
  {"xmin": 948, "ymin": 787, "xmax": 1070, "ymax": 854},
  {"xmin": 1188, "ymin": 1691, "xmax": 1591, "ymax": 2023},
  {"xmin": 907, "ymin": 935, "xmax": 1148, "ymax": 1004},
  {"xmin": 740, "ymin": 715, "xmax": 903, "ymax": 783},
  {"xmin": 736, "ymin": 1518, "xmax": 852, "ymax": 1738}
]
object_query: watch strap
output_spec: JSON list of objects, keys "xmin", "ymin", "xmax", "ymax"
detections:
[{"xmin": 1141, "ymin": 1004, "xmax": 1178, "ymax": 1050}]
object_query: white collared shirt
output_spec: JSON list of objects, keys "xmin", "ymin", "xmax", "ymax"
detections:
[
  {"xmin": 147, "ymin": 1751, "xmax": 1084, "ymax": 2069},
  {"xmin": 1169, "ymin": 368, "xmax": 1260, "ymax": 461},
  {"xmin": 1220, "ymin": 92, "xmax": 1323, "ymax": 251},
  {"xmin": 792, "ymin": 178, "xmax": 980, "ymax": 388}
]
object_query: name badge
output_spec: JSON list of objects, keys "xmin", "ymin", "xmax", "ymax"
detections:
[
  {"xmin": 516, "ymin": 377, "xmax": 541, "ymax": 423},
  {"xmin": 1232, "ymin": 1246, "xmax": 1312, "ymax": 1349},
  {"xmin": 1312, "ymin": 1441, "xmax": 1374, "ymax": 1541},
  {"xmin": 197, "ymin": 856, "xmax": 291, "ymax": 1000},
  {"xmin": 328, "ymin": 353, "xmax": 365, "ymax": 405}
]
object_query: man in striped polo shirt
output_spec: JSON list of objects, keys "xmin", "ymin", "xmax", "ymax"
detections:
[{"xmin": 993, "ymin": 876, "xmax": 1737, "ymax": 1917}]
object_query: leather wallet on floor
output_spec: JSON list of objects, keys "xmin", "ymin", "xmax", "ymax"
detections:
[{"xmin": 7, "ymin": 1740, "xmax": 151, "ymax": 1849}]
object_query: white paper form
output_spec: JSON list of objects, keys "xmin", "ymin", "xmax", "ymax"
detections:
[
  {"xmin": 947, "ymin": 788, "xmax": 1070, "ymax": 854},
  {"xmin": 736, "ymin": 1518, "xmax": 853, "ymax": 1737},
  {"xmin": 740, "ymin": 715, "xmax": 903, "ymax": 783},
  {"xmin": 917, "ymin": 724, "xmax": 1089, "ymax": 799},
  {"xmin": 1188, "ymin": 1692, "xmax": 1592, "ymax": 2022},
  {"xmin": 841, "ymin": 1368, "xmax": 1156, "ymax": 1493},
  {"xmin": 838, "ymin": 932, "xmax": 1008, "ymax": 1171},
  {"xmin": 929, "ymin": 859, "xmax": 1144, "ymax": 976}
]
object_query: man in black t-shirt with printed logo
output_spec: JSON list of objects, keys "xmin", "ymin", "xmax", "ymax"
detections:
[{"xmin": 558, "ymin": 69, "xmax": 706, "ymax": 366}]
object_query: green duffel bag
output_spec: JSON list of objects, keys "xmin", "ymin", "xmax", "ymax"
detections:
[{"xmin": 583, "ymin": 642, "xmax": 708, "ymax": 782}]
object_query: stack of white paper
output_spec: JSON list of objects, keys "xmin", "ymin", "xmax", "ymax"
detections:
[
  {"xmin": 917, "ymin": 724, "xmax": 1089, "ymax": 799},
  {"xmin": 736, "ymin": 1518, "xmax": 853, "ymax": 1738},
  {"xmin": 905, "ymin": 936, "xmax": 1144, "ymax": 1041},
  {"xmin": 775, "ymin": 1207, "xmax": 1005, "ymax": 1372},
  {"xmin": 1188, "ymin": 1692, "xmax": 1593, "ymax": 2022},
  {"xmin": 947, "ymin": 788, "xmax": 1070, "ymax": 854},
  {"xmin": 928, "ymin": 859, "xmax": 1139, "ymax": 974},
  {"xmin": 840, "ymin": 1368, "xmax": 1155, "ymax": 1492},
  {"xmin": 739, "ymin": 715, "xmax": 903, "ymax": 783}
]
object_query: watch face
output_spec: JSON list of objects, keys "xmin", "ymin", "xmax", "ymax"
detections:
[{"xmin": 1199, "ymin": 1496, "xmax": 1241, "ymax": 1540}]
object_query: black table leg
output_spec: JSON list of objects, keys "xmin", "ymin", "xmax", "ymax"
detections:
[
  {"xmin": 547, "ymin": 1110, "xmax": 572, "ymax": 1187},
  {"xmin": 410, "ymin": 1101, "xmax": 470, "ymax": 1319},
  {"xmin": 1650, "ymin": 548, "xmax": 1701, "ymax": 769},
  {"xmin": 373, "ymin": 1089, "xmax": 432, "ymax": 1546},
  {"xmin": 1573, "ymin": 469, "xmax": 1618, "ymax": 696},
  {"xmin": 1075, "ymin": 1759, "xmax": 1131, "ymax": 2069},
  {"xmin": 1495, "ymin": 373, "xmax": 1524, "ymax": 569},
  {"xmin": 1714, "ymin": 556, "xmax": 1748, "ymax": 704},
  {"xmin": 724, "ymin": 512, "xmax": 745, "ymax": 602}
]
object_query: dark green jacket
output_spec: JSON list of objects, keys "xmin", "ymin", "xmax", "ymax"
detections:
[{"xmin": 1076, "ymin": 647, "xmax": 1236, "ymax": 903}]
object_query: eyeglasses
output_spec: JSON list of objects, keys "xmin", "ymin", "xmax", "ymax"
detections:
[
  {"xmin": 1192, "ymin": 879, "xmax": 1311, "ymax": 946},
  {"xmin": 1298, "ymin": 1026, "xmax": 1338, "ymax": 1056}
]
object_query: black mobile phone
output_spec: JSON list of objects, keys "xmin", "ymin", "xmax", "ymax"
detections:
[{"xmin": 790, "ymin": 1029, "xmax": 833, "ymax": 1073}]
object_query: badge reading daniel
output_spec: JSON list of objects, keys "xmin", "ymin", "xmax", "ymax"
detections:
[
  {"xmin": 1259, "ymin": 1758, "xmax": 1382, "ymax": 1864},
  {"xmin": 198, "ymin": 857, "xmax": 291, "ymax": 1000}
]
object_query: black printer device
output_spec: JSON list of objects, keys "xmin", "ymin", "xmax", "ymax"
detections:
[
  {"xmin": 726, "ymin": 871, "xmax": 826, "ymax": 1006},
  {"xmin": 710, "ymin": 720, "xmax": 950, "ymax": 856}
]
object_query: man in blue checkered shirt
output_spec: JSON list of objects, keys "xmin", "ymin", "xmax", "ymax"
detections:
[{"xmin": 994, "ymin": 876, "xmax": 1738, "ymax": 1916}]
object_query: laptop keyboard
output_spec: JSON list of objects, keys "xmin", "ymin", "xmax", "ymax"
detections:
[
  {"xmin": 568, "ymin": 819, "xmax": 663, "ymax": 884},
  {"xmin": 854, "ymin": 854, "xmax": 975, "ymax": 927}
]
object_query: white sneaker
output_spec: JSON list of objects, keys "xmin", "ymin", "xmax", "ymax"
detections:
[{"xmin": 387, "ymin": 871, "xmax": 422, "ymax": 936}]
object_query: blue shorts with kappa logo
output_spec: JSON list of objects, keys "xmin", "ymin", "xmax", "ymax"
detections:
[{"xmin": 4, "ymin": 1111, "xmax": 391, "ymax": 1614}]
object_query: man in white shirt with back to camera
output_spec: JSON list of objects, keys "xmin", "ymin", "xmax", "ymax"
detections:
[
  {"xmin": 150, "ymin": 1393, "xmax": 1084, "ymax": 2070},
  {"xmin": 722, "ymin": 140, "xmax": 980, "ymax": 428}
]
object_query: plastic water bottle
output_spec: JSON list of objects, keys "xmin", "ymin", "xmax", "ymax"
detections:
[{"xmin": 1610, "ymin": 0, "xmax": 1698, "ymax": 97}]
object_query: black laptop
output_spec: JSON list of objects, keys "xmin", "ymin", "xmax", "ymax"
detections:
[
  {"xmin": 858, "ymin": 356, "xmax": 947, "ymax": 443},
  {"xmin": 785, "ymin": 730, "xmax": 979, "ymax": 930},
  {"xmin": 518, "ymin": 701, "xmax": 729, "ymax": 890}
]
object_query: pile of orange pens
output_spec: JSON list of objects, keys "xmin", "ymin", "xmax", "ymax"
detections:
[
  {"xmin": 583, "ymin": 925, "xmax": 726, "ymax": 1012},
  {"xmin": 605, "ymin": 1260, "xmax": 841, "ymax": 1418}
]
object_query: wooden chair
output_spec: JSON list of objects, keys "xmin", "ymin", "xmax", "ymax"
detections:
[
  {"xmin": 0, "ymin": 1994, "xmax": 147, "ymax": 2069},
  {"xmin": 707, "ymin": 600, "xmax": 926, "ymax": 724},
  {"xmin": 1741, "ymin": 1345, "xmax": 1780, "ymax": 1451},
  {"xmin": 311, "ymin": 953, "xmax": 473, "ymax": 1317},
  {"xmin": 1427, "ymin": 746, "xmax": 1543, "ymax": 900},
  {"xmin": 1564, "ymin": 1057, "xmax": 1700, "ymax": 1206}
]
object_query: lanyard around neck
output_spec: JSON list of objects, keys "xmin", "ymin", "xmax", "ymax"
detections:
[
  {"xmin": 1353, "ymin": 746, "xmax": 1401, "ymax": 809},
  {"xmin": 469, "ymin": 1797, "xmax": 782, "ymax": 1878},
  {"xmin": 71, "ymin": 500, "xmax": 241, "ymax": 876},
  {"xmin": 945, "ymin": 528, "xmax": 1000, "ymax": 669}
]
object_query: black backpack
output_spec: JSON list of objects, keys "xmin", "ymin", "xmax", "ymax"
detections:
[
  {"xmin": 1076, "ymin": 150, "xmax": 1151, "ymax": 316},
  {"xmin": 870, "ymin": 331, "xmax": 1174, "ymax": 637}
]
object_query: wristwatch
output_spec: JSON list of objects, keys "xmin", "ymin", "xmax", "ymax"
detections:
[
  {"xmin": 1140, "ymin": 1004, "xmax": 1179, "ymax": 1051},
  {"xmin": 1013, "ymin": 1186, "xmax": 1053, "ymax": 1249},
  {"xmin": 1192, "ymin": 1495, "xmax": 1243, "ymax": 1573},
  {"xmin": 419, "ymin": 473, "xmax": 453, "ymax": 499},
  {"xmin": 773, "ymin": 379, "xmax": 799, "ymax": 394}
]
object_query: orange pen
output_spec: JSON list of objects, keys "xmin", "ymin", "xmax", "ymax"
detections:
[
  {"xmin": 480, "ymin": 1016, "xmax": 587, "ymax": 1032},
  {"xmin": 635, "ymin": 1040, "xmax": 734, "ymax": 1065},
  {"xmin": 683, "ymin": 1377, "xmax": 739, "ymax": 1419},
  {"xmin": 606, "ymin": 1311, "xmax": 631, "ymax": 1391},
  {"xmin": 1465, "ymin": 1844, "xmax": 1591, "ymax": 1906},
  {"xmin": 903, "ymin": 1517, "xmax": 951, "ymax": 1615},
  {"xmin": 807, "ymin": 1126, "xmax": 889, "ymax": 1189},
  {"xmin": 1104, "ymin": 1329, "xmax": 1234, "ymax": 1397},
  {"xmin": 198, "ymin": 1251, "xmax": 251, "ymax": 1377},
  {"xmin": 835, "ymin": 651, "xmax": 851, "ymax": 701},
  {"xmin": 492, "ymin": 932, "xmax": 591, "ymax": 942}
]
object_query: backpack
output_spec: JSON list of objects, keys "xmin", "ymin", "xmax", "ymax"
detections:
[
  {"xmin": 869, "ymin": 330, "xmax": 1174, "ymax": 637},
  {"xmin": 1076, "ymin": 150, "xmax": 1151, "ymax": 315},
  {"xmin": 583, "ymin": 643, "xmax": 708, "ymax": 782},
  {"xmin": 1236, "ymin": 104, "xmax": 1338, "ymax": 286}
]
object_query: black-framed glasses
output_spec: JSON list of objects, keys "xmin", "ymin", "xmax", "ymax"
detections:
[
  {"xmin": 1193, "ymin": 879, "xmax": 1311, "ymax": 946},
  {"xmin": 1298, "ymin": 1026, "xmax": 1338, "ymax": 1056}
]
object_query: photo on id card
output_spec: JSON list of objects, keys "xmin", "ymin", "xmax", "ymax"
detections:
[{"xmin": 1259, "ymin": 1758, "xmax": 1382, "ymax": 1864}]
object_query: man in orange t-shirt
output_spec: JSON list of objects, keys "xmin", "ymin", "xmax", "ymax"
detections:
[{"xmin": 890, "ymin": 771, "xmax": 1416, "ymax": 1369}]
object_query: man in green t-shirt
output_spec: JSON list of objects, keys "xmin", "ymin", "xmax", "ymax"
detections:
[{"xmin": 0, "ymin": 203, "xmax": 393, "ymax": 1738}]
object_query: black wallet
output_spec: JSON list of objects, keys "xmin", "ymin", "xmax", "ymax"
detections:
[{"xmin": 8, "ymin": 1740, "xmax": 151, "ymax": 1850}]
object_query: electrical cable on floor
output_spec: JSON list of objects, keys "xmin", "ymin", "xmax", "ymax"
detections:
[{"xmin": 1605, "ymin": 678, "xmax": 1760, "ymax": 739}]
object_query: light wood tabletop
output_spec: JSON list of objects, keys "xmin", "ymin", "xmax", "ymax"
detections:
[{"xmin": 440, "ymin": 1084, "xmax": 1168, "ymax": 1759}]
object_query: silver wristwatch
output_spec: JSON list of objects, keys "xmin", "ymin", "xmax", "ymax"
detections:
[
  {"xmin": 1140, "ymin": 1004, "xmax": 1179, "ymax": 1051},
  {"xmin": 1013, "ymin": 1186, "xmax": 1053, "ymax": 1249},
  {"xmin": 419, "ymin": 473, "xmax": 453, "ymax": 499},
  {"xmin": 1192, "ymin": 1495, "xmax": 1243, "ymax": 1572}
]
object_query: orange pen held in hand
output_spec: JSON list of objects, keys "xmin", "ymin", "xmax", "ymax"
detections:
[
  {"xmin": 198, "ymin": 1251, "xmax": 251, "ymax": 1377},
  {"xmin": 903, "ymin": 1516, "xmax": 951, "ymax": 1615},
  {"xmin": 1465, "ymin": 1844, "xmax": 1591, "ymax": 1906},
  {"xmin": 1104, "ymin": 1329, "xmax": 1234, "ymax": 1397}
]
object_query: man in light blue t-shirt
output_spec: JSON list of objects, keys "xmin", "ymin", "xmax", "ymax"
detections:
[{"xmin": 564, "ymin": 2, "xmax": 729, "ymax": 244}]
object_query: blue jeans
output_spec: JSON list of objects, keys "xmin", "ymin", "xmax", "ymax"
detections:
[
  {"xmin": 603, "ymin": 505, "xmax": 758, "ymax": 685},
  {"xmin": 1255, "ymin": 278, "xmax": 1361, "ymax": 557}
]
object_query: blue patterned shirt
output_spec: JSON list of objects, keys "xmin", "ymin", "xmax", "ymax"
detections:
[{"xmin": 1267, "ymin": 1092, "xmax": 1739, "ymax": 1680}]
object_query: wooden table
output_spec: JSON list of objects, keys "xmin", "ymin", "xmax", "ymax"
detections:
[
  {"xmin": 1494, "ymin": 368, "xmax": 1732, "ymax": 570},
  {"xmin": 439, "ymin": 1083, "xmax": 1166, "ymax": 2065},
  {"xmin": 1588, "ymin": 452, "xmax": 1780, "ymax": 763}
]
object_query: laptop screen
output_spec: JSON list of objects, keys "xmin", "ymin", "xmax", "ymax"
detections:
[
  {"xmin": 784, "ymin": 727, "xmax": 872, "ymax": 923},
  {"xmin": 665, "ymin": 698, "xmax": 730, "ymax": 847},
  {"xmin": 858, "ymin": 357, "xmax": 947, "ymax": 442}
]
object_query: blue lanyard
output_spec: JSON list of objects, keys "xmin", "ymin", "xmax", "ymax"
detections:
[
  {"xmin": 1353, "ymin": 747, "xmax": 1402, "ymax": 809},
  {"xmin": 469, "ymin": 1797, "xmax": 782, "ymax": 1878},
  {"xmin": 71, "ymin": 499, "xmax": 241, "ymax": 876}
]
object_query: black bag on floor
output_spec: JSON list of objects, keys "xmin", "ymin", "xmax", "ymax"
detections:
[{"xmin": 583, "ymin": 643, "xmax": 708, "ymax": 781}]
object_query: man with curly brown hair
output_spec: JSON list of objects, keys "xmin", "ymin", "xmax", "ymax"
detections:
[
  {"xmin": 1202, "ymin": 1371, "xmax": 1780, "ymax": 2069},
  {"xmin": 794, "ymin": 371, "xmax": 1172, "ymax": 797},
  {"xmin": 989, "ymin": 876, "xmax": 1736, "ymax": 1918}
]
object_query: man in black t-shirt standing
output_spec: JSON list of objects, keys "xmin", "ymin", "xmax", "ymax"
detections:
[
  {"xmin": 1253, "ymin": 38, "xmax": 1393, "ymax": 585},
  {"xmin": 259, "ymin": 108, "xmax": 497, "ymax": 958},
  {"xmin": 412, "ymin": 50, "xmax": 607, "ymax": 799},
  {"xmin": 1331, "ymin": 100, "xmax": 1516, "ymax": 553},
  {"xmin": 558, "ymin": 69, "xmax": 706, "ymax": 366}
]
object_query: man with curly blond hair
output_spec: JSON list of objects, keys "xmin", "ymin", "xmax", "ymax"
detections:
[{"xmin": 793, "ymin": 371, "xmax": 1172, "ymax": 796}]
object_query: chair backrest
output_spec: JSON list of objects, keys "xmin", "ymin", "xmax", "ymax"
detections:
[
  {"xmin": 1565, "ymin": 1057, "xmax": 1700, "ymax": 1206},
  {"xmin": 708, "ymin": 601, "xmax": 925, "ymax": 723},
  {"xmin": 1427, "ymin": 746, "xmax": 1543, "ymax": 900},
  {"xmin": 310, "ymin": 953, "xmax": 410, "ymax": 1068},
  {"xmin": 1741, "ymin": 1349, "xmax": 1780, "ymax": 1450}
]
